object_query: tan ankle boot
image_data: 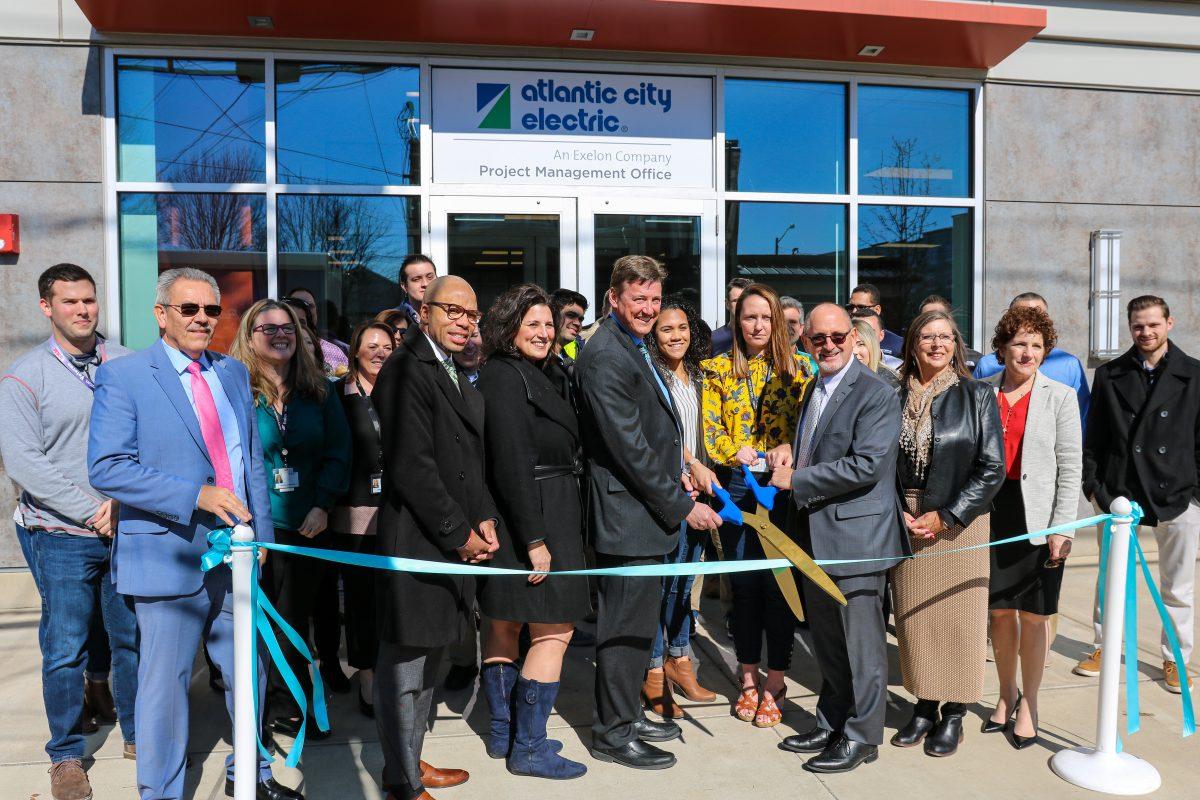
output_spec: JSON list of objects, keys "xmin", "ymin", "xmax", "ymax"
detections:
[
  {"xmin": 641, "ymin": 670, "xmax": 684, "ymax": 718},
  {"xmin": 664, "ymin": 656, "xmax": 717, "ymax": 702}
]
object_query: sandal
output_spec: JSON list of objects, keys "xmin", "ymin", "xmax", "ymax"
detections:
[
  {"xmin": 734, "ymin": 687, "xmax": 760, "ymax": 722},
  {"xmin": 753, "ymin": 687, "xmax": 786, "ymax": 728}
]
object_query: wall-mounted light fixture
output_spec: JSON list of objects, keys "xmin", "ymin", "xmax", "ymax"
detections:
[
  {"xmin": 570, "ymin": 29, "xmax": 595, "ymax": 42},
  {"xmin": 1089, "ymin": 229, "xmax": 1122, "ymax": 360},
  {"xmin": 247, "ymin": 16, "xmax": 274, "ymax": 29},
  {"xmin": 858, "ymin": 45, "xmax": 885, "ymax": 57}
]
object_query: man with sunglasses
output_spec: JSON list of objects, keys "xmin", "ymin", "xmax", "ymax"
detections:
[
  {"xmin": 847, "ymin": 283, "xmax": 903, "ymax": 358},
  {"xmin": 372, "ymin": 275, "xmax": 497, "ymax": 800},
  {"xmin": 88, "ymin": 268, "xmax": 294, "ymax": 800}
]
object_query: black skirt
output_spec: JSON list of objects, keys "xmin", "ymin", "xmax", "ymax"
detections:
[{"xmin": 988, "ymin": 479, "xmax": 1064, "ymax": 615}]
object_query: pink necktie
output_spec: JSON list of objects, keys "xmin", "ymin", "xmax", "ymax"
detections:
[{"xmin": 187, "ymin": 361, "xmax": 235, "ymax": 491}]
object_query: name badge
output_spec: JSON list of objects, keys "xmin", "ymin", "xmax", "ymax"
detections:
[
  {"xmin": 370, "ymin": 473, "xmax": 383, "ymax": 495},
  {"xmin": 748, "ymin": 459, "xmax": 769, "ymax": 474},
  {"xmin": 273, "ymin": 467, "xmax": 299, "ymax": 493}
]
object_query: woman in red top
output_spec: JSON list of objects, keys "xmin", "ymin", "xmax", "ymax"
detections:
[{"xmin": 982, "ymin": 306, "xmax": 1082, "ymax": 749}]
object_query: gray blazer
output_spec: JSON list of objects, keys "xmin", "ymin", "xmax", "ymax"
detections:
[
  {"xmin": 788, "ymin": 358, "xmax": 910, "ymax": 576},
  {"xmin": 985, "ymin": 370, "xmax": 1083, "ymax": 542}
]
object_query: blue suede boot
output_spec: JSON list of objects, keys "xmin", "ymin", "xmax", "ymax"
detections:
[
  {"xmin": 507, "ymin": 676, "xmax": 587, "ymax": 779},
  {"xmin": 481, "ymin": 663, "xmax": 566, "ymax": 759}
]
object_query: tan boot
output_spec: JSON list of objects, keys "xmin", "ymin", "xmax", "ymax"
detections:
[
  {"xmin": 664, "ymin": 656, "xmax": 717, "ymax": 703},
  {"xmin": 49, "ymin": 759, "xmax": 92, "ymax": 800},
  {"xmin": 641, "ymin": 669, "xmax": 684, "ymax": 719}
]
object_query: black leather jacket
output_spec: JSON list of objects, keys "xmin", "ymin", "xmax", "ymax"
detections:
[{"xmin": 900, "ymin": 377, "xmax": 1005, "ymax": 527}]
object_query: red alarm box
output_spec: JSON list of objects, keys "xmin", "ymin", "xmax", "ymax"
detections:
[{"xmin": 0, "ymin": 215, "xmax": 19, "ymax": 254}]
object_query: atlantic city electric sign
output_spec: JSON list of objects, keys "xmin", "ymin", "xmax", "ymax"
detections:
[{"xmin": 476, "ymin": 78, "xmax": 675, "ymax": 133}]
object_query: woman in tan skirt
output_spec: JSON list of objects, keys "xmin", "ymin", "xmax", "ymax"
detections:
[{"xmin": 890, "ymin": 309, "xmax": 1004, "ymax": 758}]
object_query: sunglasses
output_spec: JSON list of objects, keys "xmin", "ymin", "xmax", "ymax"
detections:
[
  {"xmin": 806, "ymin": 330, "xmax": 851, "ymax": 347},
  {"xmin": 163, "ymin": 303, "xmax": 223, "ymax": 319},
  {"xmin": 427, "ymin": 301, "xmax": 482, "ymax": 325},
  {"xmin": 253, "ymin": 323, "xmax": 297, "ymax": 336},
  {"xmin": 846, "ymin": 303, "xmax": 875, "ymax": 313}
]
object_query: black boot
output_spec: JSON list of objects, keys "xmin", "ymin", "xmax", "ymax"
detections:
[
  {"xmin": 891, "ymin": 699, "xmax": 938, "ymax": 747},
  {"xmin": 924, "ymin": 703, "xmax": 965, "ymax": 757}
]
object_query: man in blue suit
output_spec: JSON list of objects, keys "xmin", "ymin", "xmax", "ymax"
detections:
[{"xmin": 89, "ymin": 268, "xmax": 301, "ymax": 800}]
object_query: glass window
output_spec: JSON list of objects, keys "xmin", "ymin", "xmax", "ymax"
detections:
[
  {"xmin": 276, "ymin": 62, "xmax": 421, "ymax": 185},
  {"xmin": 118, "ymin": 193, "xmax": 266, "ymax": 352},
  {"xmin": 447, "ymin": 214, "xmax": 560, "ymax": 313},
  {"xmin": 277, "ymin": 195, "xmax": 420, "ymax": 343},
  {"xmin": 725, "ymin": 202, "xmax": 848, "ymax": 316},
  {"xmin": 858, "ymin": 85, "xmax": 971, "ymax": 198},
  {"xmin": 593, "ymin": 215, "xmax": 702, "ymax": 312},
  {"xmin": 725, "ymin": 79, "xmax": 846, "ymax": 194},
  {"xmin": 116, "ymin": 58, "xmax": 266, "ymax": 183},
  {"xmin": 858, "ymin": 205, "xmax": 973, "ymax": 337}
]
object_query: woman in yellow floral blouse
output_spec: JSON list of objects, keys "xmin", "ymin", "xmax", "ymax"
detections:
[{"xmin": 702, "ymin": 283, "xmax": 813, "ymax": 728}]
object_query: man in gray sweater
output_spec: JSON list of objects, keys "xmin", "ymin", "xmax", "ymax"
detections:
[{"xmin": 0, "ymin": 264, "xmax": 137, "ymax": 800}]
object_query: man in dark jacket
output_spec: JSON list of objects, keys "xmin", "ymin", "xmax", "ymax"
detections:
[
  {"xmin": 373, "ymin": 275, "xmax": 498, "ymax": 799},
  {"xmin": 577, "ymin": 255, "xmax": 722, "ymax": 770},
  {"xmin": 1077, "ymin": 295, "xmax": 1199, "ymax": 694},
  {"xmin": 709, "ymin": 277, "xmax": 752, "ymax": 356}
]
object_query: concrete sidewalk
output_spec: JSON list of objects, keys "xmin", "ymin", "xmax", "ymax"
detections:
[{"xmin": 3, "ymin": 524, "xmax": 1196, "ymax": 800}]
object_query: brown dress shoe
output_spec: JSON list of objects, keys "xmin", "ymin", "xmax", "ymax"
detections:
[
  {"xmin": 49, "ymin": 759, "xmax": 92, "ymax": 800},
  {"xmin": 641, "ymin": 669, "xmax": 684, "ymax": 719},
  {"xmin": 664, "ymin": 656, "xmax": 717, "ymax": 703},
  {"xmin": 84, "ymin": 679, "xmax": 117, "ymax": 724},
  {"xmin": 123, "ymin": 742, "xmax": 136, "ymax": 760},
  {"xmin": 419, "ymin": 761, "xmax": 468, "ymax": 788},
  {"xmin": 81, "ymin": 714, "xmax": 98, "ymax": 734}
]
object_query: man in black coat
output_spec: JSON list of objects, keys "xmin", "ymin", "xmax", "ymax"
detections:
[
  {"xmin": 372, "ymin": 275, "xmax": 499, "ymax": 799},
  {"xmin": 577, "ymin": 255, "xmax": 723, "ymax": 770},
  {"xmin": 1078, "ymin": 295, "xmax": 1200, "ymax": 693}
]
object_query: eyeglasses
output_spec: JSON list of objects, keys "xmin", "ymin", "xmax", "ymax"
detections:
[
  {"xmin": 162, "ymin": 303, "xmax": 223, "ymax": 319},
  {"xmin": 918, "ymin": 333, "xmax": 956, "ymax": 346},
  {"xmin": 427, "ymin": 301, "xmax": 483, "ymax": 325},
  {"xmin": 806, "ymin": 330, "xmax": 851, "ymax": 347},
  {"xmin": 252, "ymin": 323, "xmax": 296, "ymax": 336}
]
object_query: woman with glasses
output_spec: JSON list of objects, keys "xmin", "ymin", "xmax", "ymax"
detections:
[
  {"xmin": 701, "ymin": 283, "xmax": 813, "ymax": 728},
  {"xmin": 229, "ymin": 299, "xmax": 351, "ymax": 739},
  {"xmin": 890, "ymin": 310, "xmax": 1004, "ymax": 758},
  {"xmin": 328, "ymin": 321, "xmax": 396, "ymax": 718},
  {"xmin": 980, "ymin": 306, "xmax": 1080, "ymax": 749}
]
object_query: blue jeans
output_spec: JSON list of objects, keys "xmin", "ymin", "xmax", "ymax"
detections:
[
  {"xmin": 28, "ymin": 527, "xmax": 138, "ymax": 760},
  {"xmin": 649, "ymin": 529, "xmax": 707, "ymax": 668}
]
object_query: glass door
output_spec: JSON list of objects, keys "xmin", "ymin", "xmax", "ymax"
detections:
[
  {"xmin": 578, "ymin": 198, "xmax": 717, "ymax": 325},
  {"xmin": 430, "ymin": 196, "xmax": 577, "ymax": 313}
]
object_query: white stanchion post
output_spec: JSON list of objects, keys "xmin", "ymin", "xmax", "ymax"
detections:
[
  {"xmin": 230, "ymin": 524, "xmax": 258, "ymax": 800},
  {"xmin": 1051, "ymin": 497, "xmax": 1161, "ymax": 795}
]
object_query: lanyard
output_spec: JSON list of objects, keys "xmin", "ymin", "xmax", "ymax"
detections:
[
  {"xmin": 267, "ymin": 403, "xmax": 290, "ymax": 465},
  {"xmin": 47, "ymin": 337, "xmax": 106, "ymax": 392},
  {"xmin": 355, "ymin": 379, "xmax": 384, "ymax": 470},
  {"xmin": 744, "ymin": 362, "xmax": 773, "ymax": 434}
]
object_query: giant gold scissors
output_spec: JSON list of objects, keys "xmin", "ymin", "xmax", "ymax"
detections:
[{"xmin": 710, "ymin": 459, "xmax": 846, "ymax": 620}]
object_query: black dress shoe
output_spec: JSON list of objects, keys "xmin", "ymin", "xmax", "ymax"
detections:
[
  {"xmin": 982, "ymin": 693, "xmax": 1021, "ymax": 734},
  {"xmin": 590, "ymin": 739, "xmax": 676, "ymax": 770},
  {"xmin": 924, "ymin": 713, "xmax": 965, "ymax": 757},
  {"xmin": 358, "ymin": 691, "xmax": 375, "ymax": 719},
  {"xmin": 442, "ymin": 663, "xmax": 479, "ymax": 692},
  {"xmin": 271, "ymin": 716, "xmax": 332, "ymax": 741},
  {"xmin": 779, "ymin": 727, "xmax": 834, "ymax": 753},
  {"xmin": 891, "ymin": 713, "xmax": 937, "ymax": 747},
  {"xmin": 319, "ymin": 662, "xmax": 352, "ymax": 694},
  {"xmin": 224, "ymin": 777, "xmax": 304, "ymax": 799},
  {"xmin": 634, "ymin": 717, "xmax": 681, "ymax": 742},
  {"xmin": 803, "ymin": 737, "xmax": 878, "ymax": 773}
]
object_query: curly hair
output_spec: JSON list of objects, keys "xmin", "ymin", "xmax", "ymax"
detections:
[
  {"xmin": 647, "ymin": 295, "xmax": 710, "ymax": 381},
  {"xmin": 991, "ymin": 304, "xmax": 1058, "ymax": 363},
  {"xmin": 481, "ymin": 283, "xmax": 552, "ymax": 358}
]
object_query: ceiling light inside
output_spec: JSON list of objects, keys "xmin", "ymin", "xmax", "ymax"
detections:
[
  {"xmin": 570, "ymin": 29, "xmax": 595, "ymax": 42},
  {"xmin": 247, "ymin": 16, "xmax": 275, "ymax": 29},
  {"xmin": 858, "ymin": 45, "xmax": 885, "ymax": 57}
]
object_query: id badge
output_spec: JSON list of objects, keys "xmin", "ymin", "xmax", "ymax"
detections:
[
  {"xmin": 748, "ymin": 459, "xmax": 769, "ymax": 474},
  {"xmin": 370, "ymin": 472, "xmax": 383, "ymax": 495},
  {"xmin": 273, "ymin": 467, "xmax": 299, "ymax": 493}
]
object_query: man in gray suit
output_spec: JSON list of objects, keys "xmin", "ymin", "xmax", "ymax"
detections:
[{"xmin": 770, "ymin": 303, "xmax": 909, "ymax": 773}]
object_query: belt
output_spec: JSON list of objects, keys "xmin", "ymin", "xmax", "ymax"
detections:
[{"xmin": 534, "ymin": 461, "xmax": 583, "ymax": 481}]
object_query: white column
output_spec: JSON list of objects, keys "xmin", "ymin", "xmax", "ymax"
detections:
[{"xmin": 230, "ymin": 523, "xmax": 259, "ymax": 800}]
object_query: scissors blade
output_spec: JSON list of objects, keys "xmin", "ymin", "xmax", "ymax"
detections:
[
  {"xmin": 743, "ymin": 507, "xmax": 847, "ymax": 606},
  {"xmin": 757, "ymin": 534, "xmax": 806, "ymax": 622}
]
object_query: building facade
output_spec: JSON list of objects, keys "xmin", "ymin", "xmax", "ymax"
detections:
[{"xmin": 1, "ymin": 0, "xmax": 1199, "ymax": 572}]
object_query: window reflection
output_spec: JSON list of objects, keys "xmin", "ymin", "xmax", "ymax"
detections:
[
  {"xmin": 593, "ymin": 215, "xmax": 701, "ymax": 312},
  {"xmin": 116, "ymin": 58, "xmax": 265, "ymax": 183},
  {"xmin": 277, "ymin": 196, "xmax": 420, "ymax": 343},
  {"xmin": 858, "ymin": 86, "xmax": 971, "ymax": 198},
  {"xmin": 725, "ymin": 79, "xmax": 846, "ymax": 194},
  {"xmin": 858, "ymin": 205, "xmax": 973, "ymax": 336},
  {"xmin": 276, "ymin": 62, "xmax": 421, "ymax": 185},
  {"xmin": 725, "ymin": 202, "xmax": 848, "ymax": 314},
  {"xmin": 447, "ymin": 214, "xmax": 560, "ymax": 313}
]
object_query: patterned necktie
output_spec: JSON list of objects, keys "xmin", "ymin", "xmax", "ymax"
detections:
[
  {"xmin": 795, "ymin": 381, "xmax": 826, "ymax": 469},
  {"xmin": 186, "ymin": 361, "xmax": 234, "ymax": 491},
  {"xmin": 441, "ymin": 356, "xmax": 461, "ymax": 393}
]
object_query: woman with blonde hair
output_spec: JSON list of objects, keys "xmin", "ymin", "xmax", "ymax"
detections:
[
  {"xmin": 702, "ymin": 283, "xmax": 813, "ymax": 728},
  {"xmin": 230, "ymin": 298, "xmax": 351, "ymax": 738},
  {"xmin": 851, "ymin": 318, "xmax": 900, "ymax": 391}
]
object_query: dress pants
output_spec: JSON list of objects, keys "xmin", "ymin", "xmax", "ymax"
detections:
[
  {"xmin": 375, "ymin": 643, "xmax": 444, "ymax": 800},
  {"xmin": 1092, "ymin": 498, "xmax": 1199, "ymax": 663},
  {"xmin": 803, "ymin": 570, "xmax": 889, "ymax": 746},
  {"xmin": 133, "ymin": 568, "xmax": 270, "ymax": 800},
  {"xmin": 592, "ymin": 553, "xmax": 661, "ymax": 749}
]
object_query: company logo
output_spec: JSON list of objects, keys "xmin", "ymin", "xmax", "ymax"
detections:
[{"xmin": 476, "ymin": 83, "xmax": 511, "ymax": 129}]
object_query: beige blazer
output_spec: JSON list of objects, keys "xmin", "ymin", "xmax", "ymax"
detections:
[{"xmin": 986, "ymin": 370, "xmax": 1083, "ymax": 543}]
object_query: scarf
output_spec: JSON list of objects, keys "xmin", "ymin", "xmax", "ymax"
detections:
[{"xmin": 899, "ymin": 369, "xmax": 959, "ymax": 483}]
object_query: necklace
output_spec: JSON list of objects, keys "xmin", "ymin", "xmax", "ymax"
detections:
[{"xmin": 999, "ymin": 375, "xmax": 1032, "ymax": 434}]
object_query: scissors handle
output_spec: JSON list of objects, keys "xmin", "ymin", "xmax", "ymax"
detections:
[
  {"xmin": 711, "ymin": 485, "xmax": 743, "ymax": 527},
  {"xmin": 742, "ymin": 456, "xmax": 781, "ymax": 511}
]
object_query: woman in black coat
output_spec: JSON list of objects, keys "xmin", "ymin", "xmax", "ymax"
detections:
[{"xmin": 475, "ymin": 284, "xmax": 590, "ymax": 780}]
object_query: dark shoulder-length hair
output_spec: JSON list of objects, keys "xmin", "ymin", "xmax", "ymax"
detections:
[
  {"xmin": 482, "ymin": 283, "xmax": 553, "ymax": 358},
  {"xmin": 647, "ymin": 295, "xmax": 710, "ymax": 382},
  {"xmin": 899, "ymin": 309, "xmax": 973, "ymax": 382}
]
